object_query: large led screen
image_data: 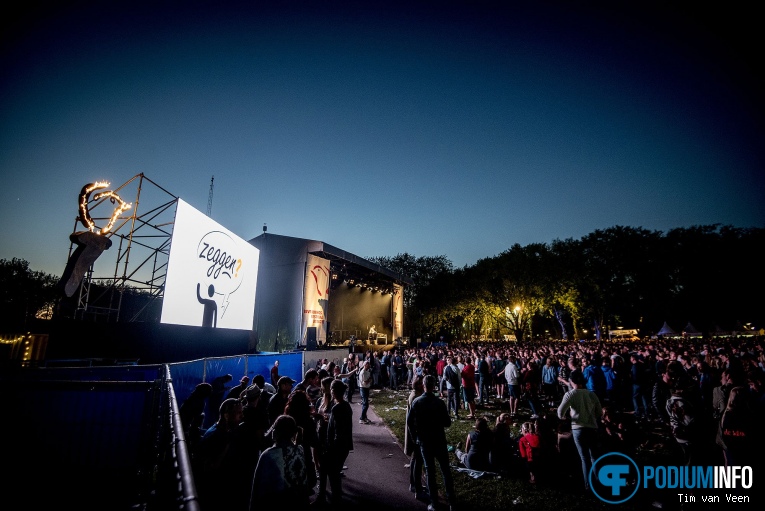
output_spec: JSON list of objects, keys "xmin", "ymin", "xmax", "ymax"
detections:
[{"xmin": 161, "ymin": 199, "xmax": 259, "ymax": 330}]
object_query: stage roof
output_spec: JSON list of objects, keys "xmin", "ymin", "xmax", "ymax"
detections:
[{"xmin": 250, "ymin": 233, "xmax": 413, "ymax": 292}]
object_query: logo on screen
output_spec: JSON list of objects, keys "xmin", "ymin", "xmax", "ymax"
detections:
[{"xmin": 197, "ymin": 231, "xmax": 244, "ymax": 318}]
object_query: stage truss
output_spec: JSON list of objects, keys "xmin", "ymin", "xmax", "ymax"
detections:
[{"xmin": 66, "ymin": 173, "xmax": 178, "ymax": 322}]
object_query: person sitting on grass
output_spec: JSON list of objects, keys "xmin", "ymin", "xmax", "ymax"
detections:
[
  {"xmin": 489, "ymin": 412, "xmax": 516, "ymax": 475},
  {"xmin": 518, "ymin": 421, "xmax": 541, "ymax": 484},
  {"xmin": 454, "ymin": 416, "xmax": 494, "ymax": 472}
]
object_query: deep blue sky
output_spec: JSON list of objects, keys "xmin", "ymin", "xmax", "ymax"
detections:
[{"xmin": 2, "ymin": 1, "xmax": 763, "ymax": 277}]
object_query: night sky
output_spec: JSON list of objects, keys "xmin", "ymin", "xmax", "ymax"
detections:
[{"xmin": 2, "ymin": 1, "xmax": 762, "ymax": 277}]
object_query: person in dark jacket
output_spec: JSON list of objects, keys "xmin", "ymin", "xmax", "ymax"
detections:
[
  {"xmin": 407, "ymin": 374, "xmax": 457, "ymax": 511},
  {"xmin": 326, "ymin": 378, "xmax": 353, "ymax": 505}
]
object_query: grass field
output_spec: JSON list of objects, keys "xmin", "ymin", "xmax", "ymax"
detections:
[{"xmin": 369, "ymin": 387, "xmax": 674, "ymax": 511}]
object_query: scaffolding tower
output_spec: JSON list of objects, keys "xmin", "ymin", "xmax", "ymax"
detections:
[{"xmin": 64, "ymin": 173, "xmax": 179, "ymax": 323}]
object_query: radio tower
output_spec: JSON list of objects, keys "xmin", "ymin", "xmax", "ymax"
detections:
[{"xmin": 206, "ymin": 175, "xmax": 214, "ymax": 217}]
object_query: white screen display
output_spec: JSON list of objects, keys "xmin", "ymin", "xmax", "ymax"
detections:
[{"xmin": 160, "ymin": 199, "xmax": 259, "ymax": 330}]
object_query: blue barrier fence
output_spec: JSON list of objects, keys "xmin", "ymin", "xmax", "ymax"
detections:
[{"xmin": 1, "ymin": 349, "xmax": 339, "ymax": 511}]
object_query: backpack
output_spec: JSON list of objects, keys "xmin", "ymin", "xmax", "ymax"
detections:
[{"xmin": 445, "ymin": 365, "xmax": 461, "ymax": 388}]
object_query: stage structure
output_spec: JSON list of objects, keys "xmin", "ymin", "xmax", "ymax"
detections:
[
  {"xmin": 52, "ymin": 174, "xmax": 408, "ymax": 361},
  {"xmin": 59, "ymin": 173, "xmax": 178, "ymax": 323},
  {"xmin": 249, "ymin": 233, "xmax": 412, "ymax": 352}
]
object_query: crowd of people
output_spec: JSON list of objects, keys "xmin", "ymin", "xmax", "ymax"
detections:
[
  {"xmin": 393, "ymin": 336, "xmax": 765, "ymax": 502},
  {"xmin": 181, "ymin": 364, "xmax": 356, "ymax": 510},
  {"xmin": 178, "ymin": 336, "xmax": 765, "ymax": 510}
]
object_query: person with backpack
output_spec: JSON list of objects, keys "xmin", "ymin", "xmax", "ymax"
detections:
[{"xmin": 443, "ymin": 356, "xmax": 462, "ymax": 419}]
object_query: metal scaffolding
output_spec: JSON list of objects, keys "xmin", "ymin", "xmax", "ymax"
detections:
[{"xmin": 66, "ymin": 173, "xmax": 178, "ymax": 323}]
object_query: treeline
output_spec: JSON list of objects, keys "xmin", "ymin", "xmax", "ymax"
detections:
[
  {"xmin": 373, "ymin": 225, "xmax": 765, "ymax": 342},
  {"xmin": 0, "ymin": 258, "xmax": 59, "ymax": 330},
  {"xmin": 3, "ymin": 224, "xmax": 763, "ymax": 339},
  {"xmin": 0, "ymin": 257, "xmax": 161, "ymax": 330}
]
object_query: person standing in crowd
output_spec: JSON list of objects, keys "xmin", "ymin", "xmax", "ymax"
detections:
[
  {"xmin": 557, "ymin": 370, "xmax": 602, "ymax": 492},
  {"xmin": 664, "ymin": 361, "xmax": 706, "ymax": 466},
  {"xmin": 443, "ymin": 356, "xmax": 462, "ymax": 419},
  {"xmin": 582, "ymin": 356, "xmax": 607, "ymax": 403},
  {"xmin": 630, "ymin": 353, "xmax": 652, "ymax": 422},
  {"xmin": 252, "ymin": 373, "xmax": 276, "ymax": 395},
  {"xmin": 405, "ymin": 375, "xmax": 427, "ymax": 501},
  {"xmin": 557, "ymin": 356, "xmax": 571, "ymax": 398},
  {"xmin": 381, "ymin": 350, "xmax": 392, "ymax": 387},
  {"xmin": 342, "ymin": 353, "xmax": 358, "ymax": 403},
  {"xmin": 600, "ymin": 357, "xmax": 618, "ymax": 408},
  {"xmin": 205, "ymin": 373, "xmax": 233, "ymax": 429},
  {"xmin": 717, "ymin": 385, "xmax": 755, "ymax": 467},
  {"xmin": 391, "ymin": 349, "xmax": 404, "ymax": 390},
  {"xmin": 478, "ymin": 353, "xmax": 492, "ymax": 405},
  {"xmin": 180, "ymin": 382, "xmax": 213, "ymax": 440},
  {"xmin": 294, "ymin": 367, "xmax": 322, "ymax": 408},
  {"xmin": 326, "ymin": 379, "xmax": 353, "ymax": 505},
  {"xmin": 249, "ymin": 414, "xmax": 310, "ymax": 510},
  {"xmin": 461, "ymin": 355, "xmax": 477, "ymax": 419},
  {"xmin": 406, "ymin": 351, "xmax": 417, "ymax": 388},
  {"xmin": 196, "ymin": 397, "xmax": 244, "ymax": 509},
  {"xmin": 493, "ymin": 353, "xmax": 507, "ymax": 401},
  {"xmin": 521, "ymin": 359, "xmax": 542, "ymax": 419},
  {"xmin": 268, "ymin": 376, "xmax": 295, "ymax": 426},
  {"xmin": 456, "ymin": 355, "xmax": 467, "ymax": 411},
  {"xmin": 271, "ymin": 360, "xmax": 280, "ymax": 387},
  {"xmin": 712, "ymin": 367, "xmax": 745, "ymax": 421},
  {"xmin": 407, "ymin": 374, "xmax": 457, "ymax": 511},
  {"xmin": 313, "ymin": 376, "xmax": 335, "ymax": 506},
  {"xmin": 284, "ymin": 390, "xmax": 319, "ymax": 496},
  {"xmin": 226, "ymin": 375, "xmax": 250, "ymax": 400},
  {"xmin": 227, "ymin": 385, "xmax": 266, "ymax": 510},
  {"xmin": 372, "ymin": 351, "xmax": 382, "ymax": 388},
  {"xmin": 358, "ymin": 359, "xmax": 373, "ymax": 424},
  {"xmin": 502, "ymin": 355, "xmax": 521, "ymax": 417},
  {"xmin": 435, "ymin": 352, "xmax": 447, "ymax": 396},
  {"xmin": 541, "ymin": 357, "xmax": 559, "ymax": 408}
]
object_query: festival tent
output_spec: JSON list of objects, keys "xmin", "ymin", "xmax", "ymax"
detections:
[
  {"xmin": 683, "ymin": 322, "xmax": 703, "ymax": 338},
  {"xmin": 656, "ymin": 321, "xmax": 677, "ymax": 337},
  {"xmin": 711, "ymin": 325, "xmax": 734, "ymax": 338}
]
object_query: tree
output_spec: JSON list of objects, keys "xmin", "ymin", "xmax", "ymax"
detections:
[
  {"xmin": 0, "ymin": 258, "xmax": 59, "ymax": 329},
  {"xmin": 370, "ymin": 225, "xmax": 765, "ymax": 343},
  {"xmin": 367, "ymin": 253, "xmax": 453, "ymax": 339},
  {"xmin": 475, "ymin": 243, "xmax": 551, "ymax": 342}
]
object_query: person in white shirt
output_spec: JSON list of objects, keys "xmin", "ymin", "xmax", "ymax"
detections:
[
  {"xmin": 358, "ymin": 360, "xmax": 373, "ymax": 424},
  {"xmin": 502, "ymin": 355, "xmax": 521, "ymax": 416},
  {"xmin": 557, "ymin": 370, "xmax": 602, "ymax": 491}
]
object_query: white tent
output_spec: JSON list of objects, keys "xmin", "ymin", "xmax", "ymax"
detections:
[
  {"xmin": 656, "ymin": 321, "xmax": 676, "ymax": 336},
  {"xmin": 683, "ymin": 322, "xmax": 702, "ymax": 338}
]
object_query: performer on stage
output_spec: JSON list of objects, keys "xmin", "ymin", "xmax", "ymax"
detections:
[{"xmin": 368, "ymin": 325, "xmax": 377, "ymax": 341}]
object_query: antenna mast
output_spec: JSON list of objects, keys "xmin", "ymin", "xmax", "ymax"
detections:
[{"xmin": 206, "ymin": 175, "xmax": 214, "ymax": 216}]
